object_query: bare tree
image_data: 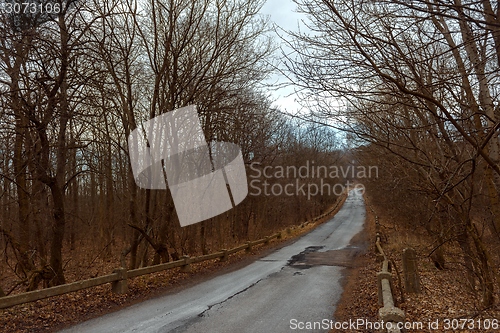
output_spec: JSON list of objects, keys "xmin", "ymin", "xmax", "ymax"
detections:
[{"xmin": 285, "ymin": 0, "xmax": 500, "ymax": 306}]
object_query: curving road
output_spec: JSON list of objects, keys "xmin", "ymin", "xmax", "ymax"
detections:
[{"xmin": 60, "ymin": 188, "xmax": 366, "ymax": 333}]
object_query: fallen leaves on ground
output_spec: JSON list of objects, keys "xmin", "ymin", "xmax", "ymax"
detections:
[{"xmin": 334, "ymin": 196, "xmax": 500, "ymax": 333}]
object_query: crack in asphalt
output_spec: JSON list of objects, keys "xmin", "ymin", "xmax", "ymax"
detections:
[
  {"xmin": 194, "ymin": 209, "xmax": 361, "ymax": 321},
  {"xmin": 194, "ymin": 244, "xmax": 332, "ymax": 325},
  {"xmin": 197, "ymin": 278, "xmax": 265, "ymax": 318},
  {"xmin": 196, "ymin": 264, "xmax": 290, "ymax": 320}
]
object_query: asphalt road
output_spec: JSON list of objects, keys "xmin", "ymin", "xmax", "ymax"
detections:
[{"xmin": 60, "ymin": 188, "xmax": 366, "ymax": 333}]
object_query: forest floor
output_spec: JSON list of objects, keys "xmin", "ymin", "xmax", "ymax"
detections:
[
  {"xmin": 334, "ymin": 194, "xmax": 500, "ymax": 333},
  {"xmin": 0, "ymin": 196, "xmax": 347, "ymax": 333}
]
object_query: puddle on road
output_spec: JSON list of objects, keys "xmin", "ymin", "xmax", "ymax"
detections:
[
  {"xmin": 287, "ymin": 246, "xmax": 361, "ymax": 269},
  {"xmin": 287, "ymin": 246, "xmax": 324, "ymax": 269}
]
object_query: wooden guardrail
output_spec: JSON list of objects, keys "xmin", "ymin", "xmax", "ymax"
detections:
[
  {"xmin": 0, "ymin": 273, "xmax": 119, "ymax": 310},
  {"xmin": 0, "ymin": 235, "xmax": 282, "ymax": 309},
  {"xmin": 0, "ymin": 192, "xmax": 347, "ymax": 310},
  {"xmin": 376, "ymin": 233, "xmax": 405, "ymax": 333}
]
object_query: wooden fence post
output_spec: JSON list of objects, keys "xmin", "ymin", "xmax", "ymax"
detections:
[
  {"xmin": 220, "ymin": 249, "xmax": 228, "ymax": 262},
  {"xmin": 111, "ymin": 267, "xmax": 128, "ymax": 294},
  {"xmin": 181, "ymin": 255, "xmax": 192, "ymax": 273},
  {"xmin": 402, "ymin": 248, "xmax": 421, "ymax": 293}
]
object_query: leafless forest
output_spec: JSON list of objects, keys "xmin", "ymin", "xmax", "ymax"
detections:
[
  {"xmin": 0, "ymin": 0, "xmax": 344, "ymax": 297},
  {"xmin": 1, "ymin": 0, "xmax": 500, "ymax": 316},
  {"xmin": 286, "ymin": 0, "xmax": 500, "ymax": 308}
]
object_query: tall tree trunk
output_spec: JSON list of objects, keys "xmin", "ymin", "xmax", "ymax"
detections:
[
  {"xmin": 469, "ymin": 224, "xmax": 495, "ymax": 307},
  {"xmin": 68, "ymin": 138, "xmax": 78, "ymax": 251},
  {"xmin": 457, "ymin": 231, "xmax": 476, "ymax": 291},
  {"xmin": 48, "ymin": 181, "xmax": 66, "ymax": 286},
  {"xmin": 13, "ymin": 113, "xmax": 33, "ymax": 275},
  {"xmin": 47, "ymin": 14, "xmax": 71, "ymax": 286},
  {"xmin": 8, "ymin": 37, "xmax": 34, "ymax": 275}
]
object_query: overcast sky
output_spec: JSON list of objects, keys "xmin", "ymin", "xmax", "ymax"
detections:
[{"xmin": 260, "ymin": 0, "xmax": 308, "ymax": 115}]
